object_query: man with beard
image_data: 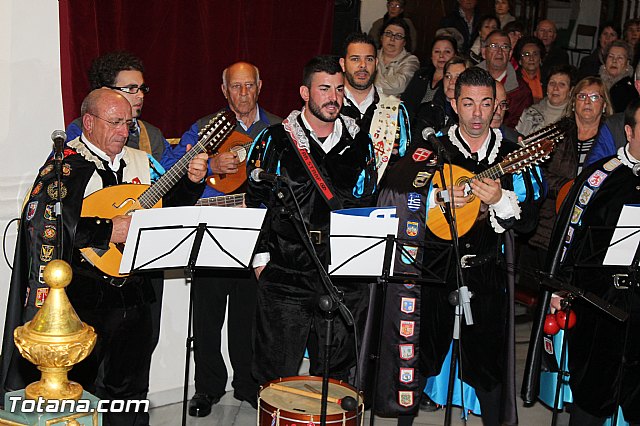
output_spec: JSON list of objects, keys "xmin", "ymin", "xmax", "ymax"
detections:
[
  {"xmin": 176, "ymin": 61, "xmax": 281, "ymax": 416},
  {"xmin": 340, "ymin": 32, "xmax": 411, "ymax": 182},
  {"xmin": 389, "ymin": 67, "xmax": 541, "ymax": 425},
  {"xmin": 246, "ymin": 55, "xmax": 377, "ymax": 386}
]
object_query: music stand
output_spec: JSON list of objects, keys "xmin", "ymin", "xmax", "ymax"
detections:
[
  {"xmin": 120, "ymin": 205, "xmax": 266, "ymax": 426},
  {"xmin": 328, "ymin": 207, "xmax": 453, "ymax": 425}
]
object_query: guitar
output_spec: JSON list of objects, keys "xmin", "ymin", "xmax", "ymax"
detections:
[
  {"xmin": 196, "ymin": 193, "xmax": 245, "ymax": 207},
  {"xmin": 80, "ymin": 109, "xmax": 236, "ymax": 278},
  {"xmin": 206, "ymin": 131, "xmax": 253, "ymax": 194},
  {"xmin": 427, "ymin": 120, "xmax": 572, "ymax": 240}
]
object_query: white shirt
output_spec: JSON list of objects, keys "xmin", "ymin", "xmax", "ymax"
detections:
[
  {"xmin": 344, "ymin": 86, "xmax": 376, "ymax": 117},
  {"xmin": 299, "ymin": 107, "xmax": 344, "ymax": 153},
  {"xmin": 237, "ymin": 106, "xmax": 261, "ymax": 131},
  {"xmin": 81, "ymin": 132, "xmax": 125, "ymax": 171}
]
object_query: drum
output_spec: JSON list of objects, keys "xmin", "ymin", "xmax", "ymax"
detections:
[{"xmin": 258, "ymin": 376, "xmax": 363, "ymax": 425}]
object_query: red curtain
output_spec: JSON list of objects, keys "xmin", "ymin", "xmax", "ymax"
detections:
[{"xmin": 59, "ymin": 0, "xmax": 335, "ymax": 138}]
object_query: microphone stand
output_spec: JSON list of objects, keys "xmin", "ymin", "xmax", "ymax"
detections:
[
  {"xmin": 53, "ymin": 142, "xmax": 64, "ymax": 260},
  {"xmin": 432, "ymin": 143, "xmax": 472, "ymax": 426},
  {"xmin": 272, "ymin": 179, "xmax": 355, "ymax": 426}
]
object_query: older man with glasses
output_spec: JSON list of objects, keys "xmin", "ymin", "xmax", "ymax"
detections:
[{"xmin": 477, "ymin": 29, "xmax": 533, "ymax": 128}]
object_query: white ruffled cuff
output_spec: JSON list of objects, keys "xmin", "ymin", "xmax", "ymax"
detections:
[
  {"xmin": 488, "ymin": 189, "xmax": 521, "ymax": 233},
  {"xmin": 252, "ymin": 252, "xmax": 270, "ymax": 268}
]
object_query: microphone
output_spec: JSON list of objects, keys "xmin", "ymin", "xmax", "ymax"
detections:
[
  {"xmin": 51, "ymin": 129, "xmax": 66, "ymax": 160},
  {"xmin": 250, "ymin": 167, "xmax": 283, "ymax": 184},
  {"xmin": 633, "ymin": 163, "xmax": 640, "ymax": 177},
  {"xmin": 421, "ymin": 127, "xmax": 449, "ymax": 161}
]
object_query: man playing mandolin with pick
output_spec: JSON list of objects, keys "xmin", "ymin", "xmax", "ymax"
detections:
[
  {"xmin": 1, "ymin": 88, "xmax": 208, "ymax": 426},
  {"xmin": 396, "ymin": 67, "xmax": 543, "ymax": 425}
]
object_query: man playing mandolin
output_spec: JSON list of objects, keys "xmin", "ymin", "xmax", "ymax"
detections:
[
  {"xmin": 177, "ymin": 61, "xmax": 281, "ymax": 416},
  {"xmin": 1, "ymin": 89, "xmax": 208, "ymax": 425},
  {"xmin": 391, "ymin": 67, "xmax": 543, "ymax": 425}
]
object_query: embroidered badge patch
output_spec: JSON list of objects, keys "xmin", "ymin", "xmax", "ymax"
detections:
[
  {"xmin": 401, "ymin": 297, "xmax": 415, "ymax": 314},
  {"xmin": 564, "ymin": 227, "xmax": 574, "ymax": 244},
  {"xmin": 603, "ymin": 157, "xmax": 622, "ymax": 171},
  {"xmin": 587, "ymin": 170, "xmax": 607, "ymax": 188},
  {"xmin": 26, "ymin": 201, "xmax": 38, "ymax": 221},
  {"xmin": 44, "ymin": 204, "xmax": 56, "ymax": 221},
  {"xmin": 578, "ymin": 186, "xmax": 594, "ymax": 206},
  {"xmin": 399, "ymin": 368, "xmax": 415, "ymax": 384},
  {"xmin": 131, "ymin": 177, "xmax": 141, "ymax": 185},
  {"xmin": 47, "ymin": 182, "xmax": 67, "ymax": 199},
  {"xmin": 399, "ymin": 344, "xmax": 414, "ymax": 360},
  {"xmin": 62, "ymin": 163, "xmax": 72, "ymax": 176},
  {"xmin": 35, "ymin": 288, "xmax": 49, "ymax": 308},
  {"xmin": 407, "ymin": 192, "xmax": 421, "ymax": 212},
  {"xmin": 412, "ymin": 148, "xmax": 432, "ymax": 162},
  {"xmin": 543, "ymin": 336, "xmax": 554, "ymax": 355},
  {"xmin": 43, "ymin": 225, "xmax": 56, "ymax": 240},
  {"xmin": 38, "ymin": 265, "xmax": 46, "ymax": 284},
  {"xmin": 39, "ymin": 164, "xmax": 54, "ymax": 177},
  {"xmin": 400, "ymin": 246, "xmax": 418, "ymax": 264},
  {"xmin": 398, "ymin": 391, "xmax": 414, "ymax": 407},
  {"xmin": 413, "ymin": 171, "xmax": 432, "ymax": 188},
  {"xmin": 400, "ymin": 320, "xmax": 415, "ymax": 337},
  {"xmin": 40, "ymin": 245, "xmax": 54, "ymax": 262},
  {"xmin": 31, "ymin": 182, "xmax": 43, "ymax": 197},
  {"xmin": 570, "ymin": 205, "xmax": 583, "ymax": 224},
  {"xmin": 403, "ymin": 282, "xmax": 415, "ymax": 289},
  {"xmin": 406, "ymin": 221, "xmax": 419, "ymax": 237}
]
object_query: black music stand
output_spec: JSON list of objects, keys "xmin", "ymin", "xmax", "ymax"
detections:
[
  {"xmin": 119, "ymin": 205, "xmax": 266, "ymax": 426},
  {"xmin": 328, "ymin": 207, "xmax": 453, "ymax": 425}
]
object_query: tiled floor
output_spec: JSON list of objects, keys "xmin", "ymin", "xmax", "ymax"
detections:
[{"xmin": 149, "ymin": 318, "xmax": 570, "ymax": 425}]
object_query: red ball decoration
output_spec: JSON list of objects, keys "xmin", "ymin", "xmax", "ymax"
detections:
[
  {"xmin": 544, "ymin": 313, "xmax": 560, "ymax": 335},
  {"xmin": 555, "ymin": 310, "xmax": 577, "ymax": 329}
]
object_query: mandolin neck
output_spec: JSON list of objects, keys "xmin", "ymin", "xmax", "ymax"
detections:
[
  {"xmin": 196, "ymin": 193, "xmax": 245, "ymax": 207},
  {"xmin": 473, "ymin": 163, "xmax": 505, "ymax": 182},
  {"xmin": 138, "ymin": 139, "xmax": 208, "ymax": 209}
]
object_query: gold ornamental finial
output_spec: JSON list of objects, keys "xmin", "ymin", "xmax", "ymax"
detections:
[{"xmin": 13, "ymin": 260, "xmax": 97, "ymax": 401}]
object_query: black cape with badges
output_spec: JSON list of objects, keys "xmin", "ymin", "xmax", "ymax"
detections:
[
  {"xmin": 528, "ymin": 155, "xmax": 640, "ymax": 421},
  {"xmin": 0, "ymin": 143, "xmax": 203, "ymax": 394},
  {"xmin": 370, "ymin": 140, "xmax": 440, "ymax": 415}
]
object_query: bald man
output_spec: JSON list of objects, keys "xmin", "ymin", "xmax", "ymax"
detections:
[
  {"xmin": 1, "ymin": 89, "xmax": 207, "ymax": 425},
  {"xmin": 535, "ymin": 19, "xmax": 569, "ymax": 83},
  {"xmin": 176, "ymin": 62, "xmax": 281, "ymax": 416}
]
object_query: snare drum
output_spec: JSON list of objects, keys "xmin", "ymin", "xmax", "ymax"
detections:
[{"xmin": 258, "ymin": 376, "xmax": 363, "ymax": 425}]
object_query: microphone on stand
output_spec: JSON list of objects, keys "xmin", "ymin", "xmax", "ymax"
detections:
[
  {"xmin": 633, "ymin": 162, "xmax": 640, "ymax": 177},
  {"xmin": 250, "ymin": 168, "xmax": 287, "ymax": 184},
  {"xmin": 422, "ymin": 127, "xmax": 449, "ymax": 161},
  {"xmin": 51, "ymin": 129, "xmax": 66, "ymax": 161}
]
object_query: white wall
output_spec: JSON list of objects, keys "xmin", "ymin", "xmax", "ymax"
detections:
[
  {"xmin": 360, "ymin": 0, "xmax": 387, "ymax": 36},
  {"xmin": 0, "ymin": 2, "xmax": 220, "ymax": 406},
  {"xmin": 0, "ymin": 2, "xmax": 64, "ymax": 331}
]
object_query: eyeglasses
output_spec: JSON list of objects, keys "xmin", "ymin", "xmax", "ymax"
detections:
[
  {"xmin": 497, "ymin": 101, "xmax": 510, "ymax": 110},
  {"xmin": 383, "ymin": 31, "xmax": 405, "ymax": 41},
  {"xmin": 487, "ymin": 43, "xmax": 511, "ymax": 52},
  {"xmin": 521, "ymin": 51, "xmax": 540, "ymax": 58},
  {"xmin": 89, "ymin": 113, "xmax": 134, "ymax": 129},
  {"xmin": 576, "ymin": 93, "xmax": 602, "ymax": 102},
  {"xmin": 108, "ymin": 84, "xmax": 150, "ymax": 94},
  {"xmin": 387, "ymin": 3, "xmax": 402, "ymax": 8}
]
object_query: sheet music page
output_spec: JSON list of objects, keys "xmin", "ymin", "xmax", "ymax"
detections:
[
  {"xmin": 329, "ymin": 206, "xmax": 398, "ymax": 276},
  {"xmin": 120, "ymin": 206, "xmax": 266, "ymax": 273},
  {"xmin": 603, "ymin": 204, "xmax": 640, "ymax": 266}
]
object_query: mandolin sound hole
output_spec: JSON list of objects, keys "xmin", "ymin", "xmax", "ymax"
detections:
[{"xmin": 456, "ymin": 177, "xmax": 475, "ymax": 201}]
